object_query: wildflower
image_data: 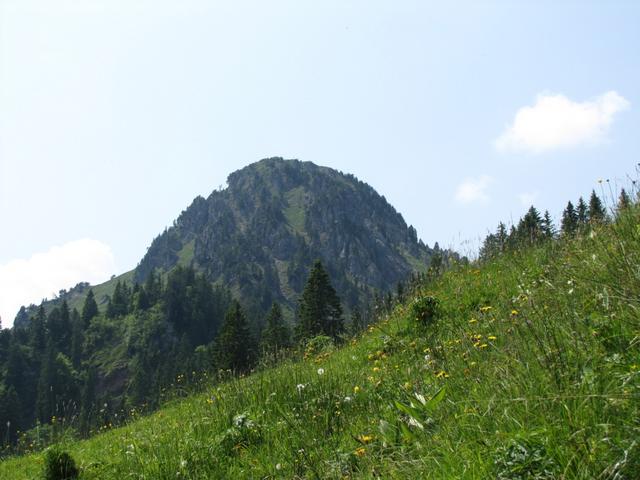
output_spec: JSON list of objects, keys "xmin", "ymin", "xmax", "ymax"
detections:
[
  {"xmin": 317, "ymin": 368, "xmax": 325, "ymax": 376},
  {"xmin": 354, "ymin": 447, "xmax": 366, "ymax": 457},
  {"xmin": 372, "ymin": 367, "xmax": 381, "ymax": 373},
  {"xmin": 468, "ymin": 318, "xmax": 477, "ymax": 324},
  {"xmin": 480, "ymin": 306, "xmax": 492, "ymax": 312},
  {"xmin": 343, "ymin": 396, "xmax": 352, "ymax": 403},
  {"xmin": 424, "ymin": 354, "xmax": 431, "ymax": 362},
  {"xmin": 488, "ymin": 335, "xmax": 497, "ymax": 341},
  {"xmin": 358, "ymin": 434, "xmax": 375, "ymax": 444},
  {"xmin": 180, "ymin": 460, "xmax": 188, "ymax": 468},
  {"xmin": 435, "ymin": 370, "xmax": 449, "ymax": 378},
  {"xmin": 479, "ymin": 343, "xmax": 488, "ymax": 349},
  {"xmin": 354, "ymin": 386, "xmax": 361, "ymax": 394},
  {"xmin": 296, "ymin": 383, "xmax": 306, "ymax": 393},
  {"xmin": 511, "ymin": 309, "xmax": 518, "ymax": 316},
  {"xmin": 276, "ymin": 463, "xmax": 282, "ymax": 470}
]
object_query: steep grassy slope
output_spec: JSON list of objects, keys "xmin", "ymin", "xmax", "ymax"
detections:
[{"xmin": 3, "ymin": 207, "xmax": 639, "ymax": 479}]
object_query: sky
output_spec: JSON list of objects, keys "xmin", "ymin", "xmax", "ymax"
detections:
[{"xmin": 1, "ymin": 0, "xmax": 638, "ymax": 327}]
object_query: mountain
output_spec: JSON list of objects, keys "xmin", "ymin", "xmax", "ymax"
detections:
[
  {"xmin": 133, "ymin": 157, "xmax": 435, "ymax": 319},
  {"xmin": 4, "ymin": 185, "xmax": 638, "ymax": 479}
]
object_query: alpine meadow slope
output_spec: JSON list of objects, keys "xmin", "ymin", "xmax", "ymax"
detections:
[{"xmin": 2, "ymin": 185, "xmax": 639, "ymax": 479}]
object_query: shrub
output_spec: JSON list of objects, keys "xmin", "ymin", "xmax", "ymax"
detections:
[
  {"xmin": 43, "ymin": 447, "xmax": 79, "ymax": 480},
  {"xmin": 494, "ymin": 436, "xmax": 557, "ymax": 480},
  {"xmin": 408, "ymin": 296, "xmax": 439, "ymax": 328}
]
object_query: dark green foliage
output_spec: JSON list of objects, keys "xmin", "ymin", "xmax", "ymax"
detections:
[
  {"xmin": 408, "ymin": 296, "xmax": 439, "ymax": 328},
  {"xmin": 617, "ymin": 188, "xmax": 631, "ymax": 212},
  {"xmin": 214, "ymin": 301, "xmax": 256, "ymax": 373},
  {"xmin": 0, "ymin": 385, "xmax": 21, "ymax": 444},
  {"xmin": 260, "ymin": 303, "xmax": 291, "ymax": 352},
  {"xmin": 81, "ymin": 290, "xmax": 98, "ymax": 328},
  {"xmin": 106, "ymin": 281, "xmax": 130, "ymax": 318},
  {"xmin": 577, "ymin": 197, "xmax": 588, "ymax": 227},
  {"xmin": 70, "ymin": 310, "xmax": 83, "ymax": 370},
  {"xmin": 350, "ymin": 305, "xmax": 364, "ymax": 335},
  {"xmin": 43, "ymin": 447, "xmax": 79, "ymax": 480},
  {"xmin": 296, "ymin": 261, "xmax": 344, "ymax": 341},
  {"xmin": 48, "ymin": 302, "xmax": 72, "ymax": 356},
  {"xmin": 588, "ymin": 190, "xmax": 607, "ymax": 223},
  {"xmin": 561, "ymin": 201, "xmax": 578, "ymax": 236}
]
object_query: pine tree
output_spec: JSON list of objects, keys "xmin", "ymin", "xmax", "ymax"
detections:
[
  {"xmin": 260, "ymin": 303, "xmax": 291, "ymax": 353},
  {"xmin": 36, "ymin": 341, "xmax": 56, "ymax": 424},
  {"xmin": 577, "ymin": 197, "xmax": 589, "ymax": 227},
  {"xmin": 561, "ymin": 201, "xmax": 578, "ymax": 236},
  {"xmin": 70, "ymin": 310, "xmax": 83, "ymax": 370},
  {"xmin": 214, "ymin": 301, "xmax": 256, "ymax": 373},
  {"xmin": 81, "ymin": 290, "xmax": 99, "ymax": 328},
  {"xmin": 30, "ymin": 305, "xmax": 47, "ymax": 353},
  {"xmin": 617, "ymin": 188, "xmax": 631, "ymax": 212},
  {"xmin": 79, "ymin": 367, "xmax": 97, "ymax": 436},
  {"xmin": 296, "ymin": 261, "xmax": 344, "ymax": 341},
  {"xmin": 541, "ymin": 210, "xmax": 556, "ymax": 239},
  {"xmin": 588, "ymin": 190, "xmax": 607, "ymax": 223}
]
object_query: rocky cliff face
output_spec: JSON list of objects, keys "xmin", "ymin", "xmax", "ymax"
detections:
[{"xmin": 135, "ymin": 158, "xmax": 432, "ymax": 317}]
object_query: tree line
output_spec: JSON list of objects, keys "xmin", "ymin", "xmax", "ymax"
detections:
[
  {"xmin": 0, "ymin": 258, "xmax": 395, "ymax": 454},
  {"xmin": 479, "ymin": 188, "xmax": 630, "ymax": 261}
]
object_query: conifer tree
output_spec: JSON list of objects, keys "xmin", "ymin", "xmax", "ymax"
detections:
[
  {"xmin": 588, "ymin": 190, "xmax": 607, "ymax": 223},
  {"xmin": 577, "ymin": 197, "xmax": 589, "ymax": 227},
  {"xmin": 70, "ymin": 310, "xmax": 83, "ymax": 370},
  {"xmin": 561, "ymin": 201, "xmax": 578, "ymax": 236},
  {"xmin": 617, "ymin": 188, "xmax": 631, "ymax": 212},
  {"xmin": 260, "ymin": 303, "xmax": 291, "ymax": 353},
  {"xmin": 541, "ymin": 210, "xmax": 556, "ymax": 239},
  {"xmin": 79, "ymin": 367, "xmax": 97, "ymax": 437},
  {"xmin": 81, "ymin": 290, "xmax": 98, "ymax": 328},
  {"xmin": 214, "ymin": 301, "xmax": 256, "ymax": 373},
  {"xmin": 296, "ymin": 261, "xmax": 344, "ymax": 341},
  {"xmin": 30, "ymin": 305, "xmax": 47, "ymax": 353}
]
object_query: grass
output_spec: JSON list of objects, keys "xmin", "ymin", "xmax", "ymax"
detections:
[
  {"xmin": 284, "ymin": 186, "xmax": 307, "ymax": 235},
  {"xmin": 2, "ymin": 206, "xmax": 639, "ymax": 478}
]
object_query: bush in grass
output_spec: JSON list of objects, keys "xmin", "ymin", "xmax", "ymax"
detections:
[
  {"xmin": 408, "ymin": 296, "xmax": 439, "ymax": 328},
  {"xmin": 43, "ymin": 447, "xmax": 79, "ymax": 480},
  {"xmin": 217, "ymin": 412, "xmax": 262, "ymax": 455},
  {"xmin": 494, "ymin": 436, "xmax": 557, "ymax": 480}
]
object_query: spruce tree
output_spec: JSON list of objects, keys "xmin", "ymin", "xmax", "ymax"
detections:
[
  {"xmin": 561, "ymin": 201, "xmax": 578, "ymax": 236},
  {"xmin": 577, "ymin": 197, "xmax": 589, "ymax": 227},
  {"xmin": 260, "ymin": 303, "xmax": 291, "ymax": 353},
  {"xmin": 81, "ymin": 290, "xmax": 98, "ymax": 328},
  {"xmin": 617, "ymin": 188, "xmax": 631, "ymax": 212},
  {"xmin": 541, "ymin": 210, "xmax": 555, "ymax": 239},
  {"xmin": 214, "ymin": 301, "xmax": 256, "ymax": 373},
  {"xmin": 70, "ymin": 310, "xmax": 83, "ymax": 370},
  {"xmin": 296, "ymin": 260, "xmax": 344, "ymax": 341},
  {"xmin": 588, "ymin": 190, "xmax": 607, "ymax": 223}
]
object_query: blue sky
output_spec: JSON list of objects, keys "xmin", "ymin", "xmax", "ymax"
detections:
[{"xmin": 1, "ymin": 0, "xmax": 638, "ymax": 326}]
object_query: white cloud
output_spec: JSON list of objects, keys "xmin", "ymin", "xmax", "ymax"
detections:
[
  {"xmin": 518, "ymin": 191, "xmax": 539, "ymax": 206},
  {"xmin": 454, "ymin": 175, "xmax": 493, "ymax": 205},
  {"xmin": 0, "ymin": 239, "xmax": 115, "ymax": 328},
  {"xmin": 495, "ymin": 91, "xmax": 629, "ymax": 153}
]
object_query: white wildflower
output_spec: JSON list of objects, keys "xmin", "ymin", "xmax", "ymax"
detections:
[{"xmin": 317, "ymin": 368, "xmax": 325, "ymax": 376}]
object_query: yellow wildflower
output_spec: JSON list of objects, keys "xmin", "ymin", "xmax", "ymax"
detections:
[{"xmin": 355, "ymin": 447, "xmax": 366, "ymax": 457}]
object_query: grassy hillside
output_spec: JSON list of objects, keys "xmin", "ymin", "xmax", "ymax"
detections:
[{"xmin": 3, "ymin": 207, "xmax": 639, "ymax": 479}]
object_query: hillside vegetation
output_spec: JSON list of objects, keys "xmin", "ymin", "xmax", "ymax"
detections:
[{"xmin": 2, "ymin": 195, "xmax": 639, "ymax": 478}]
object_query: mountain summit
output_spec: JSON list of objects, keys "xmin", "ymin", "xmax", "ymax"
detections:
[{"xmin": 135, "ymin": 158, "xmax": 433, "ymax": 317}]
